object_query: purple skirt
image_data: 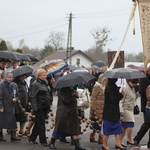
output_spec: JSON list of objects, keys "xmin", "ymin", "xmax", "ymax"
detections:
[
  {"xmin": 103, "ymin": 120, "xmax": 122, "ymax": 135},
  {"xmin": 122, "ymin": 122, "xmax": 134, "ymax": 128}
]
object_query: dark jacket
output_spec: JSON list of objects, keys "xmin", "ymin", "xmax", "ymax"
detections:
[
  {"xmin": 30, "ymin": 78, "xmax": 52, "ymax": 111},
  {"xmin": 139, "ymin": 74, "xmax": 150, "ymax": 112},
  {"xmin": 54, "ymin": 87, "xmax": 80, "ymax": 135},
  {"xmin": 0, "ymin": 81, "xmax": 18, "ymax": 129},
  {"xmin": 102, "ymin": 79, "xmax": 123, "ymax": 122},
  {"xmin": 14, "ymin": 78, "xmax": 28, "ymax": 113}
]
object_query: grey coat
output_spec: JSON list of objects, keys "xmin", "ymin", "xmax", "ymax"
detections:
[{"xmin": 0, "ymin": 81, "xmax": 18, "ymax": 129}]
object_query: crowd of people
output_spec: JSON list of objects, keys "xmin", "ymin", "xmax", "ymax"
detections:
[{"xmin": 0, "ymin": 58, "xmax": 150, "ymax": 150}]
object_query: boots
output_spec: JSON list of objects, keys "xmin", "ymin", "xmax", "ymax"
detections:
[
  {"xmin": 0, "ymin": 131, "xmax": 6, "ymax": 142},
  {"xmin": 89, "ymin": 133, "xmax": 97, "ymax": 142},
  {"xmin": 49, "ymin": 138, "xmax": 57, "ymax": 149},
  {"xmin": 74, "ymin": 139, "xmax": 86, "ymax": 150},
  {"xmin": 98, "ymin": 133, "xmax": 103, "ymax": 144},
  {"xmin": 10, "ymin": 131, "xmax": 21, "ymax": 142}
]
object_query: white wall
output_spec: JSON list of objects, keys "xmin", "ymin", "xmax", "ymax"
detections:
[{"xmin": 66, "ymin": 53, "xmax": 93, "ymax": 67}]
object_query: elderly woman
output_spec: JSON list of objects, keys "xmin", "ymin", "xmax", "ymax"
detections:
[
  {"xmin": 49, "ymin": 86, "xmax": 86, "ymax": 150},
  {"xmin": 29, "ymin": 69, "xmax": 52, "ymax": 146},
  {"xmin": 89, "ymin": 74, "xmax": 107, "ymax": 144},
  {"xmin": 0, "ymin": 72, "xmax": 21, "ymax": 142},
  {"xmin": 119, "ymin": 79, "xmax": 139, "ymax": 147}
]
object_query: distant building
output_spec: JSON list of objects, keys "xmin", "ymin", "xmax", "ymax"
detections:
[{"xmin": 36, "ymin": 50, "xmax": 94, "ymax": 68}]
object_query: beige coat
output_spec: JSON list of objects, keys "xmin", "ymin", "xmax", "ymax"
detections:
[{"xmin": 119, "ymin": 82, "xmax": 136, "ymax": 122}]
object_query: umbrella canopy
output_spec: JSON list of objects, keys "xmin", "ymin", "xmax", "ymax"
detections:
[
  {"xmin": 127, "ymin": 64, "xmax": 144, "ymax": 72},
  {"xmin": 13, "ymin": 52, "xmax": 31, "ymax": 61},
  {"xmin": 25, "ymin": 54, "xmax": 39, "ymax": 62},
  {"xmin": 102, "ymin": 67, "xmax": 146, "ymax": 79},
  {"xmin": 53, "ymin": 72, "xmax": 95, "ymax": 89},
  {"xmin": 74, "ymin": 67, "xmax": 89, "ymax": 72},
  {"xmin": 0, "ymin": 50, "xmax": 20, "ymax": 61},
  {"xmin": 91, "ymin": 61, "xmax": 106, "ymax": 68},
  {"xmin": 11, "ymin": 65, "xmax": 34, "ymax": 78},
  {"xmin": 33, "ymin": 59, "xmax": 68, "ymax": 77}
]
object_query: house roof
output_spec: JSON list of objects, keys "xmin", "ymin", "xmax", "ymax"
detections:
[{"xmin": 36, "ymin": 50, "xmax": 94, "ymax": 66}]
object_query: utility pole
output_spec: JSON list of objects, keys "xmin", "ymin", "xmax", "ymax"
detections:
[{"xmin": 66, "ymin": 12, "xmax": 74, "ymax": 66}]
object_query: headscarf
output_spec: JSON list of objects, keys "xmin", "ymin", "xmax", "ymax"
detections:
[{"xmin": 3, "ymin": 72, "xmax": 14, "ymax": 94}]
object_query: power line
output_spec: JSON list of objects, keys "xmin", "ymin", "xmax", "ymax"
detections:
[{"xmin": 3, "ymin": 24, "xmax": 67, "ymax": 39}]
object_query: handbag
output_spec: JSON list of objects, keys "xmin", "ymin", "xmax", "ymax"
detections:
[{"xmin": 134, "ymin": 105, "xmax": 140, "ymax": 115}]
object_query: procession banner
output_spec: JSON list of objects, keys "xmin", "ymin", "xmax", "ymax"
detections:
[{"xmin": 138, "ymin": 0, "xmax": 150, "ymax": 72}]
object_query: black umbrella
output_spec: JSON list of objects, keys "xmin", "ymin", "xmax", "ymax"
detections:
[
  {"xmin": 91, "ymin": 61, "xmax": 106, "ymax": 68},
  {"xmin": 25, "ymin": 54, "xmax": 39, "ymax": 62},
  {"xmin": 102, "ymin": 67, "xmax": 146, "ymax": 79},
  {"xmin": 13, "ymin": 52, "xmax": 31, "ymax": 61},
  {"xmin": 11, "ymin": 65, "xmax": 34, "ymax": 78},
  {"xmin": 53, "ymin": 72, "xmax": 95, "ymax": 89},
  {"xmin": 0, "ymin": 50, "xmax": 20, "ymax": 61}
]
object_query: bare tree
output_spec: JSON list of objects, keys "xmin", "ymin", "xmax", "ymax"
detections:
[{"xmin": 45, "ymin": 31, "xmax": 65, "ymax": 50}]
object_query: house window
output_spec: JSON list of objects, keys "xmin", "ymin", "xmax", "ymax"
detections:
[{"xmin": 76, "ymin": 58, "xmax": 80, "ymax": 66}]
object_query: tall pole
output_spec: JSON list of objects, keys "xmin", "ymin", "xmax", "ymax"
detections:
[{"xmin": 66, "ymin": 13, "xmax": 74, "ymax": 66}]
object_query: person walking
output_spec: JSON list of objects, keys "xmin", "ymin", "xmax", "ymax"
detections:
[
  {"xmin": 29, "ymin": 69, "xmax": 52, "ymax": 146},
  {"xmin": 0, "ymin": 72, "xmax": 21, "ymax": 142},
  {"xmin": 89, "ymin": 74, "xmax": 108, "ymax": 144},
  {"xmin": 102, "ymin": 78, "xmax": 125, "ymax": 150},
  {"xmin": 119, "ymin": 79, "xmax": 139, "ymax": 147},
  {"xmin": 49, "ymin": 86, "xmax": 86, "ymax": 150},
  {"xmin": 133, "ymin": 67, "xmax": 150, "ymax": 148},
  {"xmin": 13, "ymin": 74, "xmax": 28, "ymax": 137}
]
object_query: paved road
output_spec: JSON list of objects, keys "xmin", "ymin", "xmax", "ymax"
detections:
[{"xmin": 0, "ymin": 96, "xmax": 149, "ymax": 150}]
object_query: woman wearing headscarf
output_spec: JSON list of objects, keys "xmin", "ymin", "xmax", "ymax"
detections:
[
  {"xmin": 0, "ymin": 72, "xmax": 21, "ymax": 142},
  {"xmin": 89, "ymin": 74, "xmax": 108, "ymax": 144},
  {"xmin": 13, "ymin": 74, "xmax": 28, "ymax": 137},
  {"xmin": 102, "ymin": 78, "xmax": 125, "ymax": 150},
  {"xmin": 49, "ymin": 86, "xmax": 86, "ymax": 150},
  {"xmin": 29, "ymin": 69, "xmax": 52, "ymax": 146}
]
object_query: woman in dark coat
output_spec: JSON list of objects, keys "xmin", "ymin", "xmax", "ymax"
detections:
[
  {"xmin": 29, "ymin": 69, "xmax": 52, "ymax": 146},
  {"xmin": 102, "ymin": 78, "xmax": 125, "ymax": 150},
  {"xmin": 0, "ymin": 72, "xmax": 21, "ymax": 142},
  {"xmin": 14, "ymin": 74, "xmax": 28, "ymax": 136},
  {"xmin": 49, "ymin": 86, "xmax": 86, "ymax": 150}
]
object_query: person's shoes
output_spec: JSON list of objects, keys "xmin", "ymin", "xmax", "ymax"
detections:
[
  {"xmin": 121, "ymin": 144, "xmax": 126, "ymax": 148},
  {"xmin": 28, "ymin": 138, "xmax": 38, "ymax": 144},
  {"xmin": 89, "ymin": 133, "xmax": 97, "ymax": 142},
  {"xmin": 115, "ymin": 145, "xmax": 126, "ymax": 150},
  {"xmin": 41, "ymin": 142, "xmax": 49, "ymax": 146},
  {"xmin": 147, "ymin": 141, "xmax": 150, "ymax": 148},
  {"xmin": 59, "ymin": 137, "xmax": 70, "ymax": 143},
  {"xmin": 101, "ymin": 146, "xmax": 110, "ymax": 150},
  {"xmin": 133, "ymin": 139, "xmax": 140, "ymax": 147}
]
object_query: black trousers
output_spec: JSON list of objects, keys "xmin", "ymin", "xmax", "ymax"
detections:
[
  {"xmin": 134, "ymin": 112, "xmax": 150, "ymax": 144},
  {"xmin": 30, "ymin": 108, "xmax": 47, "ymax": 144}
]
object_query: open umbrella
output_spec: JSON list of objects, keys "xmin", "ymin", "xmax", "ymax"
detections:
[
  {"xmin": 102, "ymin": 67, "xmax": 146, "ymax": 79},
  {"xmin": 11, "ymin": 65, "xmax": 34, "ymax": 78},
  {"xmin": 13, "ymin": 52, "xmax": 31, "ymax": 61},
  {"xmin": 74, "ymin": 67, "xmax": 89, "ymax": 72},
  {"xmin": 25, "ymin": 54, "xmax": 39, "ymax": 62},
  {"xmin": 33, "ymin": 59, "xmax": 68, "ymax": 77},
  {"xmin": 53, "ymin": 72, "xmax": 95, "ymax": 89},
  {"xmin": 0, "ymin": 50, "xmax": 20, "ymax": 61},
  {"xmin": 91, "ymin": 61, "xmax": 106, "ymax": 68}
]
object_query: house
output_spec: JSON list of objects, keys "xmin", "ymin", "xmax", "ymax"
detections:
[{"xmin": 36, "ymin": 50, "xmax": 94, "ymax": 68}]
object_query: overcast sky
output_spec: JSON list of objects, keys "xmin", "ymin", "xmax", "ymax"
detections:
[{"xmin": 0, "ymin": 0, "xmax": 142, "ymax": 54}]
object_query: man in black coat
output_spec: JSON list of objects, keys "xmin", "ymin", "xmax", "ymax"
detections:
[{"xmin": 133, "ymin": 67, "xmax": 150, "ymax": 148}]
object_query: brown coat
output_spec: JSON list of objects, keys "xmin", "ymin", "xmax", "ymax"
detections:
[{"xmin": 90, "ymin": 81, "xmax": 105, "ymax": 121}]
